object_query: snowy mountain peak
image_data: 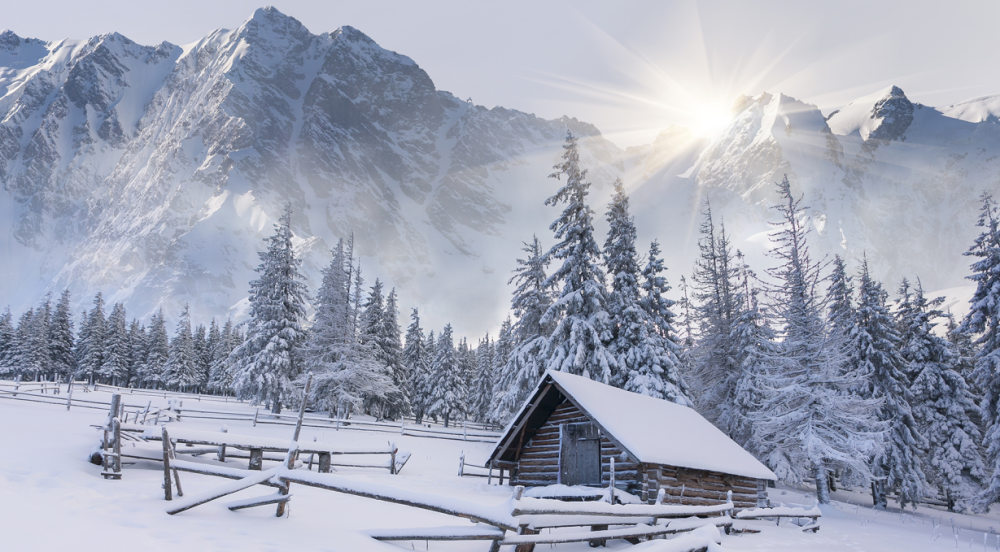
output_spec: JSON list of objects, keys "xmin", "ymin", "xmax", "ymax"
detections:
[{"xmin": 827, "ymin": 85, "xmax": 913, "ymax": 141}]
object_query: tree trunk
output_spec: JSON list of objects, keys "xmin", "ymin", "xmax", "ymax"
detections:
[
  {"xmin": 814, "ymin": 463, "xmax": 830, "ymax": 504},
  {"xmin": 271, "ymin": 389, "xmax": 282, "ymax": 414}
]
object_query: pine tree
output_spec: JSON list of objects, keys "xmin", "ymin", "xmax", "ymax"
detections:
[
  {"xmin": 826, "ymin": 255, "xmax": 855, "ymax": 345},
  {"xmin": 604, "ymin": 177, "xmax": 642, "ymax": 388},
  {"xmin": 28, "ymin": 296, "xmax": 51, "ymax": 380},
  {"xmin": 230, "ymin": 205, "xmax": 309, "ymax": 413},
  {"xmin": 358, "ymin": 280, "xmax": 406, "ymax": 419},
  {"xmin": 899, "ymin": 280, "xmax": 986, "ymax": 512},
  {"xmin": 729, "ymin": 256, "xmax": 776, "ymax": 451},
  {"xmin": 457, "ymin": 337, "xmax": 475, "ymax": 416},
  {"xmin": 403, "ymin": 308, "xmax": 429, "ymax": 423},
  {"xmin": 163, "ymin": 305, "xmax": 199, "ymax": 391},
  {"xmin": 141, "ymin": 309, "xmax": 169, "ymax": 388},
  {"xmin": 689, "ymin": 204, "xmax": 744, "ymax": 432},
  {"xmin": 101, "ymin": 303, "xmax": 130, "ymax": 385},
  {"xmin": 852, "ymin": 257, "xmax": 927, "ymax": 508},
  {"xmin": 428, "ymin": 324, "xmax": 464, "ymax": 427},
  {"xmin": 305, "ymin": 244, "xmax": 395, "ymax": 418},
  {"xmin": 472, "ymin": 334, "xmax": 495, "ymax": 423},
  {"xmin": 127, "ymin": 320, "xmax": 145, "ymax": 388},
  {"xmin": 11, "ymin": 309, "xmax": 34, "ymax": 381},
  {"xmin": 418, "ymin": 329, "xmax": 437, "ymax": 423},
  {"xmin": 380, "ymin": 288, "xmax": 409, "ymax": 418},
  {"xmin": 48, "ymin": 290, "xmax": 75, "ymax": 380},
  {"xmin": 754, "ymin": 176, "xmax": 885, "ymax": 504},
  {"xmin": 495, "ymin": 237, "xmax": 551, "ymax": 424},
  {"xmin": 0, "ymin": 308, "xmax": 14, "ymax": 376},
  {"xmin": 540, "ymin": 131, "xmax": 615, "ymax": 382},
  {"xmin": 209, "ymin": 319, "xmax": 236, "ymax": 394},
  {"xmin": 959, "ymin": 193, "xmax": 1000, "ymax": 511},
  {"xmin": 77, "ymin": 293, "xmax": 106, "ymax": 384}
]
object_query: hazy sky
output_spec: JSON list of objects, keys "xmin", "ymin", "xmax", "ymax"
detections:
[{"xmin": 6, "ymin": 1, "xmax": 1000, "ymax": 147}]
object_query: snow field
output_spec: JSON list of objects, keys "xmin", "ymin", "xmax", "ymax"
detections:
[{"xmin": 3, "ymin": 388, "xmax": 1000, "ymax": 551}]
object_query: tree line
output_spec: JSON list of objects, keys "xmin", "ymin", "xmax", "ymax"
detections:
[{"xmin": 1, "ymin": 132, "xmax": 999, "ymax": 513}]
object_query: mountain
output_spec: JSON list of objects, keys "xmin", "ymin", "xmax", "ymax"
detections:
[
  {"xmin": 0, "ymin": 7, "xmax": 623, "ymax": 333},
  {"xmin": 0, "ymin": 8, "xmax": 995, "ymax": 334}
]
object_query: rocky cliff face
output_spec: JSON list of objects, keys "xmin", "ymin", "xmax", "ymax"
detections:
[{"xmin": 0, "ymin": 8, "xmax": 996, "ymax": 332}]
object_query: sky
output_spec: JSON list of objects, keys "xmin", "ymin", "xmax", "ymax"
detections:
[{"xmin": 6, "ymin": 0, "xmax": 1000, "ymax": 148}]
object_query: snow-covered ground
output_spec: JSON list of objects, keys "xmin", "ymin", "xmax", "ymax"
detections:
[{"xmin": 2, "ymin": 388, "xmax": 1000, "ymax": 551}]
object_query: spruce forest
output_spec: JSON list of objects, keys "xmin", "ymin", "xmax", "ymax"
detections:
[{"xmin": 3, "ymin": 131, "xmax": 999, "ymax": 514}]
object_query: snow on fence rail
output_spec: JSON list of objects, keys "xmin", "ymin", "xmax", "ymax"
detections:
[{"xmin": 0, "ymin": 378, "xmax": 501, "ymax": 443}]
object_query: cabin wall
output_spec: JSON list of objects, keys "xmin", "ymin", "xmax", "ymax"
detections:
[
  {"xmin": 514, "ymin": 398, "xmax": 638, "ymax": 489},
  {"xmin": 644, "ymin": 465, "xmax": 765, "ymax": 509}
]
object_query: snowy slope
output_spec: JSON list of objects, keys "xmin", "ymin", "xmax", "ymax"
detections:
[{"xmin": 0, "ymin": 7, "xmax": 995, "ymax": 334}]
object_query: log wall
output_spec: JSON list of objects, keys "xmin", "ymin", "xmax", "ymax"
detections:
[{"xmin": 513, "ymin": 397, "xmax": 770, "ymax": 510}]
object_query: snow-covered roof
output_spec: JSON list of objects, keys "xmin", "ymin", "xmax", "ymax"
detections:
[{"xmin": 494, "ymin": 370, "xmax": 775, "ymax": 481}]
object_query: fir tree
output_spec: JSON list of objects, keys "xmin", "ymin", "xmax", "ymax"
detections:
[
  {"xmin": 101, "ymin": 303, "xmax": 130, "ymax": 385},
  {"xmin": 305, "ymin": 246, "xmax": 395, "ymax": 418},
  {"xmin": 127, "ymin": 320, "xmax": 145, "ymax": 388},
  {"xmin": 380, "ymin": 288, "xmax": 409, "ymax": 418},
  {"xmin": 901, "ymin": 280, "xmax": 986, "ymax": 512},
  {"xmin": 163, "ymin": 305, "xmax": 199, "ymax": 391},
  {"xmin": 959, "ymin": 193, "xmax": 1000, "ymax": 511},
  {"xmin": 826, "ymin": 255, "xmax": 855, "ymax": 345},
  {"xmin": 0, "ymin": 308, "xmax": 14, "ymax": 376},
  {"xmin": 209, "ymin": 320, "xmax": 236, "ymax": 394},
  {"xmin": 141, "ymin": 309, "xmax": 169, "ymax": 388},
  {"xmin": 689, "ymin": 204, "xmax": 744, "ymax": 432},
  {"xmin": 230, "ymin": 205, "xmax": 309, "ymax": 413},
  {"xmin": 28, "ymin": 296, "xmax": 51, "ymax": 379},
  {"xmin": 77, "ymin": 293, "xmax": 106, "ymax": 384},
  {"xmin": 12, "ymin": 309, "xmax": 34, "ymax": 380},
  {"xmin": 495, "ymin": 237, "xmax": 551, "ymax": 424},
  {"xmin": 852, "ymin": 257, "xmax": 927, "ymax": 508},
  {"xmin": 754, "ymin": 176, "xmax": 885, "ymax": 504},
  {"xmin": 48, "ymin": 290, "xmax": 75, "ymax": 380},
  {"xmin": 472, "ymin": 334, "xmax": 495, "ymax": 423},
  {"xmin": 418, "ymin": 330, "xmax": 437, "ymax": 423},
  {"xmin": 540, "ymin": 131, "xmax": 615, "ymax": 382},
  {"xmin": 428, "ymin": 324, "xmax": 464, "ymax": 427},
  {"xmin": 403, "ymin": 308, "xmax": 429, "ymax": 423},
  {"xmin": 729, "ymin": 256, "xmax": 776, "ymax": 451}
]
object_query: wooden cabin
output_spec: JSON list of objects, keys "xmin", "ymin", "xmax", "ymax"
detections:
[{"xmin": 488, "ymin": 370, "xmax": 776, "ymax": 509}]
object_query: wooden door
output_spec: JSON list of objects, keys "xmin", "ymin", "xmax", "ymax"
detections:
[{"xmin": 559, "ymin": 422, "xmax": 601, "ymax": 486}]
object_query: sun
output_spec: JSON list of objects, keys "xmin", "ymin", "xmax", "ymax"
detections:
[{"xmin": 688, "ymin": 101, "xmax": 736, "ymax": 137}]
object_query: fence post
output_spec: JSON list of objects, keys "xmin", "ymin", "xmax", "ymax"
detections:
[
  {"xmin": 162, "ymin": 425, "xmax": 173, "ymax": 501},
  {"xmin": 66, "ymin": 375, "xmax": 74, "ymax": 411},
  {"xmin": 458, "ymin": 451, "xmax": 465, "ymax": 477},
  {"xmin": 253, "ymin": 408, "xmax": 259, "ymax": 427},
  {"xmin": 218, "ymin": 426, "xmax": 228, "ymax": 462},
  {"xmin": 390, "ymin": 441, "xmax": 397, "ymax": 475},
  {"xmin": 13, "ymin": 374, "xmax": 19, "ymax": 397},
  {"xmin": 609, "ymin": 457, "xmax": 616, "ymax": 505}
]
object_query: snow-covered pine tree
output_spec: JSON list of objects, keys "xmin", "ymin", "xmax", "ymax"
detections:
[
  {"xmin": 472, "ymin": 334, "xmax": 495, "ymax": 423},
  {"xmin": 958, "ymin": 193, "xmax": 1000, "ymax": 511},
  {"xmin": 754, "ymin": 176, "xmax": 885, "ymax": 504},
  {"xmin": 689, "ymin": 204, "xmax": 744, "ymax": 432},
  {"xmin": 28, "ymin": 296, "xmax": 52, "ymax": 380},
  {"xmin": 603, "ymin": 177, "xmax": 642, "ymax": 389},
  {"xmin": 457, "ymin": 337, "xmax": 475, "ymax": 416},
  {"xmin": 77, "ymin": 293, "xmax": 106, "ymax": 384},
  {"xmin": 418, "ymin": 329, "xmax": 436, "ymax": 423},
  {"xmin": 203, "ymin": 320, "xmax": 220, "ymax": 392},
  {"xmin": 357, "ymin": 280, "xmax": 406, "ymax": 419},
  {"xmin": 141, "ymin": 309, "xmax": 169, "ymax": 388},
  {"xmin": 101, "ymin": 303, "xmax": 130, "ymax": 386},
  {"xmin": 899, "ymin": 279, "xmax": 986, "ymax": 512},
  {"xmin": 635, "ymin": 240, "xmax": 691, "ymax": 404},
  {"xmin": 11, "ymin": 309, "xmax": 34, "ymax": 381},
  {"xmin": 851, "ymin": 258, "xmax": 928, "ymax": 508},
  {"xmin": 403, "ymin": 308, "xmax": 429, "ymax": 423},
  {"xmin": 230, "ymin": 205, "xmax": 309, "ymax": 413},
  {"xmin": 0, "ymin": 308, "xmax": 14, "ymax": 376},
  {"xmin": 163, "ymin": 305, "xmax": 199, "ymax": 392},
  {"xmin": 729, "ymin": 254, "xmax": 776, "ymax": 451},
  {"xmin": 428, "ymin": 324, "xmax": 464, "ymax": 427},
  {"xmin": 826, "ymin": 255, "xmax": 855, "ymax": 345},
  {"xmin": 48, "ymin": 290, "xmax": 75, "ymax": 380},
  {"xmin": 540, "ymin": 131, "xmax": 615, "ymax": 382},
  {"xmin": 305, "ymin": 244, "xmax": 395, "ymax": 419},
  {"xmin": 208, "ymin": 319, "xmax": 236, "ymax": 394},
  {"xmin": 380, "ymin": 288, "xmax": 409, "ymax": 418},
  {"xmin": 494, "ymin": 237, "xmax": 551, "ymax": 424},
  {"xmin": 127, "ymin": 319, "xmax": 144, "ymax": 388}
]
